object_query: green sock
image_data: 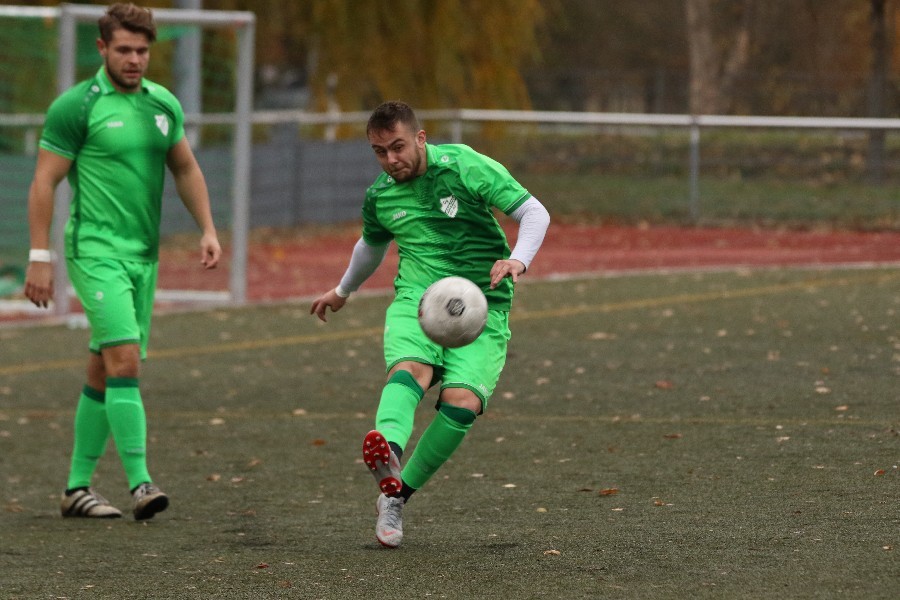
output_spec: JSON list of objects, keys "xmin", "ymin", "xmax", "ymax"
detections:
[
  {"xmin": 105, "ymin": 377, "xmax": 151, "ymax": 490},
  {"xmin": 375, "ymin": 370, "xmax": 424, "ymax": 451},
  {"xmin": 402, "ymin": 403, "xmax": 476, "ymax": 490},
  {"xmin": 66, "ymin": 386, "xmax": 110, "ymax": 490}
]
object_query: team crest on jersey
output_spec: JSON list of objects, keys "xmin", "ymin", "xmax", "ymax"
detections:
[
  {"xmin": 154, "ymin": 114, "xmax": 169, "ymax": 136},
  {"xmin": 439, "ymin": 195, "xmax": 458, "ymax": 218}
]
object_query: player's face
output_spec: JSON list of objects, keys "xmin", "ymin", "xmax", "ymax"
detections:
[
  {"xmin": 368, "ymin": 123, "xmax": 427, "ymax": 182},
  {"xmin": 97, "ymin": 28, "xmax": 151, "ymax": 93}
]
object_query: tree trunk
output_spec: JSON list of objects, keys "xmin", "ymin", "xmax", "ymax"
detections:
[
  {"xmin": 868, "ymin": 0, "xmax": 888, "ymax": 184},
  {"xmin": 686, "ymin": 0, "xmax": 753, "ymax": 115},
  {"xmin": 686, "ymin": 0, "xmax": 717, "ymax": 114}
]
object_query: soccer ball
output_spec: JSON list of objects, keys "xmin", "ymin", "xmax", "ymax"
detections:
[{"xmin": 418, "ymin": 276, "xmax": 488, "ymax": 348}]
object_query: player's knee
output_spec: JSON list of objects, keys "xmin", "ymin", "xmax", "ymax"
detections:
[
  {"xmin": 437, "ymin": 400, "xmax": 478, "ymax": 425},
  {"xmin": 387, "ymin": 369, "xmax": 424, "ymax": 397},
  {"xmin": 101, "ymin": 344, "xmax": 141, "ymax": 378},
  {"xmin": 438, "ymin": 387, "xmax": 483, "ymax": 416},
  {"xmin": 388, "ymin": 362, "xmax": 432, "ymax": 391}
]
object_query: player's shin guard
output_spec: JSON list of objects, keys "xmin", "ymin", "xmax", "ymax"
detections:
[
  {"xmin": 402, "ymin": 403, "xmax": 476, "ymax": 490},
  {"xmin": 66, "ymin": 386, "xmax": 111, "ymax": 490},
  {"xmin": 104, "ymin": 377, "xmax": 151, "ymax": 490},
  {"xmin": 375, "ymin": 370, "xmax": 425, "ymax": 451}
]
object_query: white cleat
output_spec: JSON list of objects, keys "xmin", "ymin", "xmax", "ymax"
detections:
[{"xmin": 375, "ymin": 493, "xmax": 405, "ymax": 548}]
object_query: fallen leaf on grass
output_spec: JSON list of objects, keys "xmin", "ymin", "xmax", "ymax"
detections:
[
  {"xmin": 311, "ymin": 439, "xmax": 327, "ymax": 446},
  {"xmin": 543, "ymin": 549, "xmax": 561, "ymax": 556},
  {"xmin": 663, "ymin": 433, "xmax": 683, "ymax": 439},
  {"xmin": 655, "ymin": 380, "xmax": 675, "ymax": 390},
  {"xmin": 599, "ymin": 488, "xmax": 619, "ymax": 496},
  {"xmin": 874, "ymin": 469, "xmax": 886, "ymax": 477},
  {"xmin": 590, "ymin": 332, "xmax": 617, "ymax": 340},
  {"xmin": 257, "ymin": 563, "xmax": 269, "ymax": 569}
]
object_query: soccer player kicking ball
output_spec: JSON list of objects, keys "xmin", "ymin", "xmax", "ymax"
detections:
[
  {"xmin": 310, "ymin": 101, "xmax": 550, "ymax": 547},
  {"xmin": 24, "ymin": 4, "xmax": 221, "ymax": 520}
]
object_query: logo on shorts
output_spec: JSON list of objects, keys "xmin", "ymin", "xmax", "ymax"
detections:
[
  {"xmin": 154, "ymin": 114, "xmax": 169, "ymax": 136},
  {"xmin": 439, "ymin": 195, "xmax": 458, "ymax": 218}
]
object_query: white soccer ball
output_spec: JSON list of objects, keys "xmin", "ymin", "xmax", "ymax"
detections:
[{"xmin": 418, "ymin": 276, "xmax": 488, "ymax": 348}]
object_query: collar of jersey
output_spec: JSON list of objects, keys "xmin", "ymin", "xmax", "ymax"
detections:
[
  {"xmin": 93, "ymin": 66, "xmax": 148, "ymax": 95},
  {"xmin": 425, "ymin": 142, "xmax": 439, "ymax": 167}
]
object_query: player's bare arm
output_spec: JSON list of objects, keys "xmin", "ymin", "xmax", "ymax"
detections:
[
  {"xmin": 166, "ymin": 138, "xmax": 221, "ymax": 269},
  {"xmin": 310, "ymin": 289, "xmax": 348, "ymax": 322},
  {"xmin": 24, "ymin": 149, "xmax": 72, "ymax": 308}
]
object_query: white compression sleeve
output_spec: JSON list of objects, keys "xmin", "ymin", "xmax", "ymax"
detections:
[
  {"xmin": 335, "ymin": 238, "xmax": 390, "ymax": 297},
  {"xmin": 507, "ymin": 196, "xmax": 551, "ymax": 271}
]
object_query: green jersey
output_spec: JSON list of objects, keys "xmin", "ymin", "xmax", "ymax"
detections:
[
  {"xmin": 39, "ymin": 67, "xmax": 185, "ymax": 261},
  {"xmin": 362, "ymin": 143, "xmax": 530, "ymax": 310}
]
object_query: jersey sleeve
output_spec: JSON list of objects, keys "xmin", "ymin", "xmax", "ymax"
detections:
[
  {"xmin": 38, "ymin": 87, "xmax": 88, "ymax": 160},
  {"xmin": 360, "ymin": 186, "xmax": 394, "ymax": 246},
  {"xmin": 462, "ymin": 148, "xmax": 530, "ymax": 214}
]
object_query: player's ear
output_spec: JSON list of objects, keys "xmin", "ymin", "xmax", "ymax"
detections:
[
  {"xmin": 96, "ymin": 38, "xmax": 107, "ymax": 56},
  {"xmin": 416, "ymin": 129, "xmax": 426, "ymax": 147}
]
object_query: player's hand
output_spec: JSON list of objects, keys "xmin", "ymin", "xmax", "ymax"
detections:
[
  {"xmin": 310, "ymin": 289, "xmax": 348, "ymax": 322},
  {"xmin": 24, "ymin": 261, "xmax": 54, "ymax": 308},
  {"xmin": 200, "ymin": 233, "xmax": 221, "ymax": 269},
  {"xmin": 489, "ymin": 259, "xmax": 526, "ymax": 289}
]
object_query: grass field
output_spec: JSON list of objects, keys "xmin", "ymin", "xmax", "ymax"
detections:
[{"xmin": 1, "ymin": 267, "xmax": 898, "ymax": 599}]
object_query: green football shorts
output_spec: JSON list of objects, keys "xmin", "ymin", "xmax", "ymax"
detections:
[
  {"xmin": 66, "ymin": 257, "xmax": 158, "ymax": 359},
  {"xmin": 383, "ymin": 291, "xmax": 511, "ymax": 410}
]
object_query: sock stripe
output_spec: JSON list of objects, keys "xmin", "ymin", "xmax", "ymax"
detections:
[
  {"xmin": 82, "ymin": 385, "xmax": 105, "ymax": 403},
  {"xmin": 388, "ymin": 370, "xmax": 424, "ymax": 397},
  {"xmin": 106, "ymin": 377, "xmax": 139, "ymax": 389}
]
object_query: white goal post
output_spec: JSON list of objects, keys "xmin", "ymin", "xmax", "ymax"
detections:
[{"xmin": 10, "ymin": 4, "xmax": 255, "ymax": 314}]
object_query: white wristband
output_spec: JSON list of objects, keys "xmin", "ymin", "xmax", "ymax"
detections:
[
  {"xmin": 334, "ymin": 285, "xmax": 350, "ymax": 298},
  {"xmin": 29, "ymin": 249, "xmax": 53, "ymax": 263}
]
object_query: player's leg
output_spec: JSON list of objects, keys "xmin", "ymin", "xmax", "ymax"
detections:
[
  {"xmin": 66, "ymin": 378, "xmax": 111, "ymax": 492},
  {"xmin": 61, "ymin": 355, "xmax": 122, "ymax": 518},
  {"xmin": 117, "ymin": 259, "xmax": 168, "ymax": 520},
  {"xmin": 61, "ymin": 258, "xmax": 127, "ymax": 518},
  {"xmin": 367, "ymin": 297, "xmax": 438, "ymax": 491},
  {"xmin": 400, "ymin": 309, "xmax": 510, "ymax": 496},
  {"xmin": 365, "ymin": 364, "xmax": 430, "ymax": 495},
  {"xmin": 367, "ymin": 296, "xmax": 440, "ymax": 546},
  {"xmin": 102, "ymin": 344, "xmax": 151, "ymax": 490}
]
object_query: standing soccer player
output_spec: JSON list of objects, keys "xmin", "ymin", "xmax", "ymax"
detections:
[
  {"xmin": 23, "ymin": 3, "xmax": 221, "ymax": 520},
  {"xmin": 310, "ymin": 101, "xmax": 550, "ymax": 547}
]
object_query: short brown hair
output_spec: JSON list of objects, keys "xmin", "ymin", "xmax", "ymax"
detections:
[
  {"xmin": 98, "ymin": 3, "xmax": 157, "ymax": 43},
  {"xmin": 367, "ymin": 101, "xmax": 420, "ymax": 136}
]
